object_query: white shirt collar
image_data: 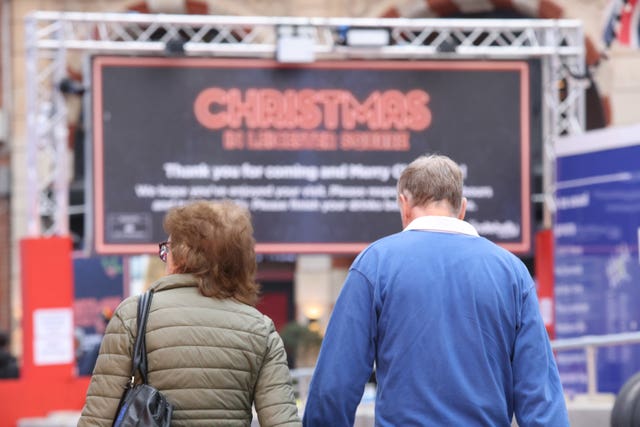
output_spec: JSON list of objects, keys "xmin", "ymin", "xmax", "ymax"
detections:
[{"xmin": 403, "ymin": 215, "xmax": 479, "ymax": 237}]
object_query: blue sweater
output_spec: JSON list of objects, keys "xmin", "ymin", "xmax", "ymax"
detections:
[{"xmin": 303, "ymin": 228, "xmax": 568, "ymax": 426}]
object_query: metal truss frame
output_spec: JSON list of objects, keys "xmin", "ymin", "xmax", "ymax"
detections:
[{"xmin": 24, "ymin": 11, "xmax": 586, "ymax": 237}]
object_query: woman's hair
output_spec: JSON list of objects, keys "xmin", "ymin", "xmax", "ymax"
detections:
[
  {"xmin": 163, "ymin": 200, "xmax": 259, "ymax": 306},
  {"xmin": 397, "ymin": 154, "xmax": 463, "ymax": 213}
]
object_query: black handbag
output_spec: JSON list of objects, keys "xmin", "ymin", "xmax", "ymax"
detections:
[{"xmin": 113, "ymin": 290, "xmax": 173, "ymax": 427}]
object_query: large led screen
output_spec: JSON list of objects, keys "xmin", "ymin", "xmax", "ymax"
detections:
[{"xmin": 91, "ymin": 57, "xmax": 539, "ymax": 254}]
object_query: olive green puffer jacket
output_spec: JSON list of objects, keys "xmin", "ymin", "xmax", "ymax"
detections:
[{"xmin": 78, "ymin": 274, "xmax": 301, "ymax": 427}]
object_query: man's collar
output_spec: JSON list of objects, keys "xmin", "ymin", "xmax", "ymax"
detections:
[{"xmin": 403, "ymin": 215, "xmax": 479, "ymax": 236}]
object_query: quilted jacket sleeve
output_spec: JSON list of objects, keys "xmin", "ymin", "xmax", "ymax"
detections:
[
  {"xmin": 77, "ymin": 298, "xmax": 137, "ymax": 427},
  {"xmin": 254, "ymin": 318, "xmax": 302, "ymax": 427}
]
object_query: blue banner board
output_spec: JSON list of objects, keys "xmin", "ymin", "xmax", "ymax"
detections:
[{"xmin": 555, "ymin": 124, "xmax": 640, "ymax": 394}]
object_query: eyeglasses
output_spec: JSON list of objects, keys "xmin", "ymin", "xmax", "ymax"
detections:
[{"xmin": 158, "ymin": 241, "xmax": 170, "ymax": 263}]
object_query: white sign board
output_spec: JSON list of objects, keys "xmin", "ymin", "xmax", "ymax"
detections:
[{"xmin": 33, "ymin": 308, "xmax": 74, "ymax": 365}]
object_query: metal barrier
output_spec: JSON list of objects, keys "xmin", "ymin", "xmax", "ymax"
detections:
[
  {"xmin": 290, "ymin": 367, "xmax": 315, "ymax": 403},
  {"xmin": 551, "ymin": 331, "xmax": 640, "ymax": 395}
]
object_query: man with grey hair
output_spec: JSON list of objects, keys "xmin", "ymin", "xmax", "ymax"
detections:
[{"xmin": 303, "ymin": 154, "xmax": 568, "ymax": 426}]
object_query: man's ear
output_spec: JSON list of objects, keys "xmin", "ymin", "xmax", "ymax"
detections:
[
  {"xmin": 398, "ymin": 193, "xmax": 411, "ymax": 226},
  {"xmin": 458, "ymin": 197, "xmax": 467, "ymax": 220}
]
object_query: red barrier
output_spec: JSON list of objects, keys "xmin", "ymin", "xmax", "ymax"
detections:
[
  {"xmin": 0, "ymin": 237, "xmax": 90, "ymax": 426},
  {"xmin": 535, "ymin": 229, "xmax": 555, "ymax": 339},
  {"xmin": 0, "ymin": 377, "xmax": 90, "ymax": 425}
]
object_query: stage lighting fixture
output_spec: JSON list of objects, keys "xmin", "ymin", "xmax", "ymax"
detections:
[
  {"xmin": 276, "ymin": 25, "xmax": 315, "ymax": 63},
  {"xmin": 345, "ymin": 27, "xmax": 390, "ymax": 47}
]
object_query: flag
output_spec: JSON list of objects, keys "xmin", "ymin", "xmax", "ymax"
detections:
[
  {"xmin": 603, "ymin": 0, "xmax": 624, "ymax": 47},
  {"xmin": 618, "ymin": 0, "xmax": 640, "ymax": 47},
  {"xmin": 603, "ymin": 0, "xmax": 640, "ymax": 48}
]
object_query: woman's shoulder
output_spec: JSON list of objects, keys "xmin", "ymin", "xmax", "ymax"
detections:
[
  {"xmin": 112, "ymin": 293, "xmax": 140, "ymax": 321},
  {"xmin": 214, "ymin": 299, "xmax": 280, "ymax": 340},
  {"xmin": 219, "ymin": 298, "xmax": 276, "ymax": 332}
]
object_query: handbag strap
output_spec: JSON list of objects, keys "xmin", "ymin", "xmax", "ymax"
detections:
[{"xmin": 130, "ymin": 290, "xmax": 153, "ymax": 385}]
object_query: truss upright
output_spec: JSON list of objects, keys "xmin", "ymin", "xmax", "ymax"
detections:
[{"xmin": 24, "ymin": 11, "xmax": 586, "ymax": 237}]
